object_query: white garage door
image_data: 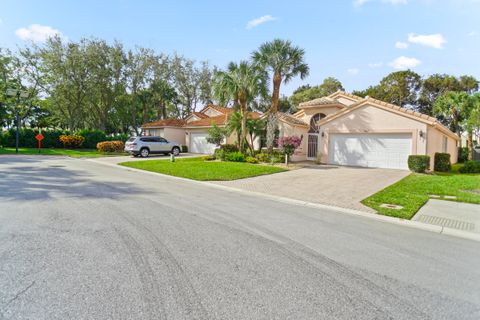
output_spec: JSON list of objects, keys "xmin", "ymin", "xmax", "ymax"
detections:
[
  {"xmin": 329, "ymin": 133, "xmax": 412, "ymax": 170},
  {"xmin": 190, "ymin": 132, "xmax": 217, "ymax": 154}
]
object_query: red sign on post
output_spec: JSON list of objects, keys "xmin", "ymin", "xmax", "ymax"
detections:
[{"xmin": 36, "ymin": 133, "xmax": 44, "ymax": 153}]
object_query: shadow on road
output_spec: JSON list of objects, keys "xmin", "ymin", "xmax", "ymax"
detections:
[{"xmin": 0, "ymin": 156, "xmax": 149, "ymax": 201}]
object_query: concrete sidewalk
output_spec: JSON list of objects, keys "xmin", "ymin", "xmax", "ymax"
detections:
[{"xmin": 413, "ymin": 200, "xmax": 480, "ymax": 233}]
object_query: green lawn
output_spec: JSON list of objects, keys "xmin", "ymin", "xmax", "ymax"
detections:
[
  {"xmin": 362, "ymin": 170, "xmax": 480, "ymax": 219},
  {"xmin": 0, "ymin": 147, "xmax": 127, "ymax": 158},
  {"xmin": 119, "ymin": 157, "xmax": 287, "ymax": 181}
]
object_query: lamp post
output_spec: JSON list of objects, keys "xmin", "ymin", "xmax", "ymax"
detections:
[{"xmin": 6, "ymin": 89, "xmax": 29, "ymax": 154}]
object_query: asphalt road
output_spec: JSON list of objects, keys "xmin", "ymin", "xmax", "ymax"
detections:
[{"xmin": 0, "ymin": 155, "xmax": 479, "ymax": 320}]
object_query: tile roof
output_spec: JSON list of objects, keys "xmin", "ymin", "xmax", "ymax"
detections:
[
  {"xmin": 190, "ymin": 112, "xmax": 209, "ymax": 119},
  {"xmin": 185, "ymin": 114, "xmax": 229, "ymax": 127},
  {"xmin": 142, "ymin": 118, "xmax": 186, "ymax": 128},
  {"xmin": 299, "ymin": 97, "xmax": 343, "ymax": 108},
  {"xmin": 277, "ymin": 112, "xmax": 308, "ymax": 127},
  {"xmin": 199, "ymin": 104, "xmax": 233, "ymax": 115},
  {"xmin": 328, "ymin": 91, "xmax": 364, "ymax": 102}
]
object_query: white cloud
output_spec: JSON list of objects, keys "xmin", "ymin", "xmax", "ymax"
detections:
[
  {"xmin": 395, "ymin": 41, "xmax": 409, "ymax": 49},
  {"xmin": 354, "ymin": 0, "xmax": 407, "ymax": 6},
  {"xmin": 347, "ymin": 68, "xmax": 360, "ymax": 75},
  {"xmin": 385, "ymin": 0, "xmax": 408, "ymax": 4},
  {"xmin": 407, "ymin": 33, "xmax": 446, "ymax": 49},
  {"xmin": 15, "ymin": 24, "xmax": 62, "ymax": 43},
  {"xmin": 389, "ymin": 56, "xmax": 421, "ymax": 69},
  {"xmin": 368, "ymin": 62, "xmax": 383, "ymax": 68},
  {"xmin": 246, "ymin": 15, "xmax": 277, "ymax": 29},
  {"xmin": 353, "ymin": 0, "xmax": 372, "ymax": 6},
  {"xmin": 468, "ymin": 31, "xmax": 478, "ymax": 37}
]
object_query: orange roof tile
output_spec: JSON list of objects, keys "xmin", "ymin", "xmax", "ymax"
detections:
[{"xmin": 142, "ymin": 119, "xmax": 186, "ymax": 128}]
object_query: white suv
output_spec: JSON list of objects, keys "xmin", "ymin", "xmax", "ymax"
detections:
[{"xmin": 124, "ymin": 136, "xmax": 181, "ymax": 158}]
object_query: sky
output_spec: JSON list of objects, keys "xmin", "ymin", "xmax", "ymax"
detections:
[{"xmin": 0, "ymin": 0, "xmax": 479, "ymax": 95}]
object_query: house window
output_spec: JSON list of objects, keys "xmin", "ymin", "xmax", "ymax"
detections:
[
  {"xmin": 309, "ymin": 113, "xmax": 326, "ymax": 133},
  {"xmin": 442, "ymin": 136, "xmax": 448, "ymax": 153}
]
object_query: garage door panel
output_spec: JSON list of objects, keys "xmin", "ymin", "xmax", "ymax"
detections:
[
  {"xmin": 190, "ymin": 133, "xmax": 216, "ymax": 154},
  {"xmin": 329, "ymin": 133, "xmax": 411, "ymax": 170}
]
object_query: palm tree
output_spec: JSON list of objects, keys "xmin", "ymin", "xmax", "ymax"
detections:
[
  {"xmin": 433, "ymin": 91, "xmax": 469, "ymax": 146},
  {"xmin": 465, "ymin": 93, "xmax": 480, "ymax": 159},
  {"xmin": 246, "ymin": 118, "xmax": 265, "ymax": 154},
  {"xmin": 252, "ymin": 39, "xmax": 309, "ymax": 152},
  {"xmin": 213, "ymin": 61, "xmax": 266, "ymax": 153}
]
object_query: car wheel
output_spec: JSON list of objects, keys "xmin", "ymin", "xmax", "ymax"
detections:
[
  {"xmin": 140, "ymin": 148, "xmax": 150, "ymax": 158},
  {"xmin": 172, "ymin": 147, "xmax": 180, "ymax": 156}
]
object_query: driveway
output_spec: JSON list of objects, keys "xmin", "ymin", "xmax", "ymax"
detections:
[
  {"xmin": 0, "ymin": 156, "xmax": 479, "ymax": 319},
  {"xmin": 212, "ymin": 165, "xmax": 409, "ymax": 212}
]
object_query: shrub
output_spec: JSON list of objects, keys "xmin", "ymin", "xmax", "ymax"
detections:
[
  {"xmin": 245, "ymin": 156, "xmax": 258, "ymax": 164},
  {"xmin": 458, "ymin": 147, "xmax": 469, "ymax": 163},
  {"xmin": 270, "ymin": 151, "xmax": 285, "ymax": 163},
  {"xmin": 181, "ymin": 145, "xmax": 188, "ymax": 153},
  {"xmin": 220, "ymin": 144, "xmax": 239, "ymax": 153},
  {"xmin": 206, "ymin": 124, "xmax": 226, "ymax": 147},
  {"xmin": 255, "ymin": 152, "xmax": 270, "ymax": 162},
  {"xmin": 277, "ymin": 136, "xmax": 302, "ymax": 157},
  {"xmin": 434, "ymin": 153, "xmax": 451, "ymax": 172},
  {"xmin": 459, "ymin": 160, "xmax": 480, "ymax": 174},
  {"xmin": 408, "ymin": 155, "xmax": 430, "ymax": 173},
  {"xmin": 225, "ymin": 151, "xmax": 245, "ymax": 162},
  {"xmin": 214, "ymin": 148, "xmax": 226, "ymax": 161},
  {"xmin": 96, "ymin": 140, "xmax": 125, "ymax": 153},
  {"xmin": 202, "ymin": 155, "xmax": 216, "ymax": 161},
  {"xmin": 59, "ymin": 135, "xmax": 85, "ymax": 148},
  {"xmin": 107, "ymin": 133, "xmax": 129, "ymax": 143},
  {"xmin": 77, "ymin": 129, "xmax": 107, "ymax": 149}
]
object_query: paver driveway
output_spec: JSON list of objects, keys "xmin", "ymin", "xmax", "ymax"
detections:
[{"xmin": 213, "ymin": 165, "xmax": 410, "ymax": 212}]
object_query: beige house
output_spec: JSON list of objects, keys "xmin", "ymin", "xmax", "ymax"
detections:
[
  {"xmin": 142, "ymin": 105, "xmax": 261, "ymax": 154},
  {"xmin": 282, "ymin": 91, "xmax": 459, "ymax": 170}
]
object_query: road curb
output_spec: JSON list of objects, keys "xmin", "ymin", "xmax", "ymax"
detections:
[{"xmin": 86, "ymin": 158, "xmax": 480, "ymax": 243}]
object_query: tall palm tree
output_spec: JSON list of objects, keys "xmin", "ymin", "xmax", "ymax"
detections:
[
  {"xmin": 252, "ymin": 39, "xmax": 309, "ymax": 152},
  {"xmin": 465, "ymin": 93, "xmax": 480, "ymax": 159},
  {"xmin": 433, "ymin": 91, "xmax": 469, "ymax": 146},
  {"xmin": 213, "ymin": 61, "xmax": 266, "ymax": 153}
]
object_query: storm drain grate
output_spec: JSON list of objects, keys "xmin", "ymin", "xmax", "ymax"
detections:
[{"xmin": 417, "ymin": 215, "xmax": 475, "ymax": 231}]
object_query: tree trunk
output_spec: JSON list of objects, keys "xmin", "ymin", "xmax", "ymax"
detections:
[
  {"xmin": 467, "ymin": 130, "xmax": 474, "ymax": 160},
  {"xmin": 266, "ymin": 113, "xmax": 278, "ymax": 153},
  {"xmin": 266, "ymin": 72, "xmax": 282, "ymax": 153},
  {"xmin": 158, "ymin": 100, "xmax": 166, "ymax": 119},
  {"xmin": 451, "ymin": 107, "xmax": 461, "ymax": 148},
  {"xmin": 240, "ymin": 98, "xmax": 247, "ymax": 154}
]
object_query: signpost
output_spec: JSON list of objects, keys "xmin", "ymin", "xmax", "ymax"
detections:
[{"xmin": 35, "ymin": 133, "xmax": 44, "ymax": 153}]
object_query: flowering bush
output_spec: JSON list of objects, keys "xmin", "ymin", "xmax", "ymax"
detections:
[
  {"xmin": 96, "ymin": 140, "xmax": 125, "ymax": 153},
  {"xmin": 59, "ymin": 135, "xmax": 85, "ymax": 148},
  {"xmin": 277, "ymin": 136, "xmax": 302, "ymax": 156}
]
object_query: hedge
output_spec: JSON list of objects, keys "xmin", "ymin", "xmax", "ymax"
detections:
[
  {"xmin": 96, "ymin": 140, "xmax": 125, "ymax": 153},
  {"xmin": 59, "ymin": 135, "xmax": 85, "ymax": 148},
  {"xmin": 434, "ymin": 153, "xmax": 451, "ymax": 172},
  {"xmin": 459, "ymin": 160, "xmax": 480, "ymax": 174},
  {"xmin": 0, "ymin": 128, "xmax": 129, "ymax": 149},
  {"xmin": 408, "ymin": 155, "xmax": 430, "ymax": 173}
]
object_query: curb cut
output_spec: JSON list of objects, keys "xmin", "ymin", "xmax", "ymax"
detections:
[{"xmin": 86, "ymin": 158, "xmax": 480, "ymax": 243}]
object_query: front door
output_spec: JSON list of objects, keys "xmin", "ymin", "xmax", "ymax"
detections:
[{"xmin": 307, "ymin": 134, "xmax": 319, "ymax": 160}]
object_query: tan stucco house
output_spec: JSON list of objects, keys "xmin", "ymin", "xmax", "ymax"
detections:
[
  {"xmin": 281, "ymin": 91, "xmax": 459, "ymax": 170},
  {"xmin": 142, "ymin": 104, "xmax": 261, "ymax": 154}
]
